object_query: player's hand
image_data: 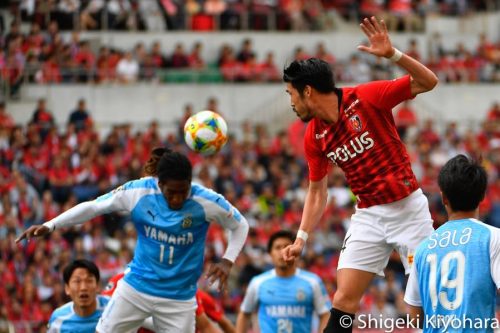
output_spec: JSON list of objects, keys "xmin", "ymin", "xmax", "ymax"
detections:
[
  {"xmin": 282, "ymin": 238, "xmax": 305, "ymax": 264},
  {"xmin": 15, "ymin": 225, "xmax": 51, "ymax": 243},
  {"xmin": 358, "ymin": 16, "xmax": 394, "ymax": 58},
  {"xmin": 206, "ymin": 258, "xmax": 233, "ymax": 292}
]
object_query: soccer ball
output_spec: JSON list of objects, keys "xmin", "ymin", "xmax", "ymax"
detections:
[{"xmin": 184, "ymin": 111, "xmax": 228, "ymax": 155}]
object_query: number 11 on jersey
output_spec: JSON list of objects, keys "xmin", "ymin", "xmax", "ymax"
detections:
[{"xmin": 159, "ymin": 244, "xmax": 174, "ymax": 264}]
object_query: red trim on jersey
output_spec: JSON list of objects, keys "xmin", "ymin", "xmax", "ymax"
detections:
[{"xmin": 304, "ymin": 75, "xmax": 418, "ymax": 208}]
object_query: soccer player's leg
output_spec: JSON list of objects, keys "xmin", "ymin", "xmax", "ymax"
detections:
[
  {"xmin": 324, "ymin": 268, "xmax": 375, "ymax": 332},
  {"xmin": 386, "ymin": 190, "xmax": 434, "ymax": 274},
  {"xmin": 151, "ymin": 297, "xmax": 197, "ymax": 333},
  {"xmin": 324, "ymin": 211, "xmax": 393, "ymax": 332},
  {"xmin": 97, "ymin": 281, "xmax": 152, "ymax": 333}
]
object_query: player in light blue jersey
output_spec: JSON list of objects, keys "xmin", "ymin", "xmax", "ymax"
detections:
[
  {"xmin": 236, "ymin": 230, "xmax": 331, "ymax": 333},
  {"xmin": 405, "ymin": 154, "xmax": 500, "ymax": 332},
  {"xmin": 47, "ymin": 259, "xmax": 109, "ymax": 333},
  {"xmin": 17, "ymin": 147, "xmax": 249, "ymax": 333}
]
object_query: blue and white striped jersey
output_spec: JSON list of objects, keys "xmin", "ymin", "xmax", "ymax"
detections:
[
  {"xmin": 405, "ymin": 219, "xmax": 500, "ymax": 333},
  {"xmin": 240, "ymin": 269, "xmax": 331, "ymax": 333},
  {"xmin": 47, "ymin": 295, "xmax": 109, "ymax": 333}
]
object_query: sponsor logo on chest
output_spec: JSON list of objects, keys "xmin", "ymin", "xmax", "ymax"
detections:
[{"xmin": 326, "ymin": 131, "xmax": 374, "ymax": 164}]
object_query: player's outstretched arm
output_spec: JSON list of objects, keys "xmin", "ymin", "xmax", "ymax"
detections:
[
  {"xmin": 16, "ymin": 189, "xmax": 128, "ymax": 243},
  {"xmin": 15, "ymin": 224, "xmax": 51, "ymax": 243},
  {"xmin": 235, "ymin": 312, "xmax": 252, "ymax": 333},
  {"xmin": 358, "ymin": 16, "xmax": 438, "ymax": 96},
  {"xmin": 282, "ymin": 177, "xmax": 328, "ymax": 263}
]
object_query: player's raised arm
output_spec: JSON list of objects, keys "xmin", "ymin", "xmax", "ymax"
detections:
[
  {"xmin": 358, "ymin": 16, "xmax": 438, "ymax": 96},
  {"xmin": 282, "ymin": 176, "xmax": 328, "ymax": 262}
]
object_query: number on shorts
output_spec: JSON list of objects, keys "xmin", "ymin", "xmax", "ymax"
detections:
[
  {"xmin": 159, "ymin": 244, "xmax": 174, "ymax": 264},
  {"xmin": 426, "ymin": 251, "xmax": 465, "ymax": 310},
  {"xmin": 277, "ymin": 318, "xmax": 293, "ymax": 333}
]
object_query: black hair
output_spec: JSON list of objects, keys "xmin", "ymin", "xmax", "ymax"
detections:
[
  {"xmin": 144, "ymin": 147, "xmax": 192, "ymax": 182},
  {"xmin": 144, "ymin": 147, "xmax": 171, "ymax": 176},
  {"xmin": 283, "ymin": 58, "xmax": 336, "ymax": 96},
  {"xmin": 438, "ymin": 154, "xmax": 487, "ymax": 212},
  {"xmin": 267, "ymin": 230, "xmax": 296, "ymax": 253},
  {"xmin": 63, "ymin": 259, "xmax": 100, "ymax": 284}
]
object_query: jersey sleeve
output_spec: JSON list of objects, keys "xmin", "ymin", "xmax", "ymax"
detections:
[
  {"xmin": 404, "ymin": 260, "xmax": 422, "ymax": 307},
  {"xmin": 312, "ymin": 277, "xmax": 332, "ymax": 315},
  {"xmin": 489, "ymin": 226, "xmax": 500, "ymax": 289},
  {"xmin": 240, "ymin": 278, "xmax": 259, "ymax": 313},
  {"xmin": 304, "ymin": 123, "xmax": 329, "ymax": 182},
  {"xmin": 45, "ymin": 180, "xmax": 151, "ymax": 230},
  {"xmin": 195, "ymin": 187, "xmax": 249, "ymax": 262},
  {"xmin": 359, "ymin": 75, "xmax": 413, "ymax": 113}
]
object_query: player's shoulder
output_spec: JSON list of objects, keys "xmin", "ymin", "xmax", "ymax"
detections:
[
  {"xmin": 249, "ymin": 269, "xmax": 276, "ymax": 287},
  {"xmin": 50, "ymin": 301, "xmax": 74, "ymax": 322},
  {"xmin": 191, "ymin": 182, "xmax": 224, "ymax": 202},
  {"xmin": 295, "ymin": 269, "xmax": 323, "ymax": 285},
  {"xmin": 97, "ymin": 295, "xmax": 110, "ymax": 309},
  {"xmin": 467, "ymin": 218, "xmax": 500, "ymax": 243},
  {"xmin": 121, "ymin": 176, "xmax": 159, "ymax": 191}
]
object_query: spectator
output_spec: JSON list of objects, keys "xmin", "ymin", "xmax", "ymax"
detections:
[
  {"xmin": 170, "ymin": 43, "xmax": 189, "ymax": 68},
  {"xmin": 0, "ymin": 102, "xmax": 14, "ymax": 129},
  {"xmin": 150, "ymin": 41, "xmax": 167, "ymax": 69},
  {"xmin": 394, "ymin": 101, "xmax": 418, "ymax": 141},
  {"xmin": 258, "ymin": 51, "xmax": 280, "ymax": 82},
  {"xmin": 116, "ymin": 51, "xmax": 139, "ymax": 83},
  {"xmin": 74, "ymin": 41, "xmax": 96, "ymax": 82},
  {"xmin": 54, "ymin": 0, "xmax": 81, "ymax": 30},
  {"xmin": 31, "ymin": 98, "xmax": 55, "ymax": 140},
  {"xmin": 106, "ymin": 0, "xmax": 133, "ymax": 30},
  {"xmin": 188, "ymin": 42, "xmax": 205, "ymax": 69},
  {"xmin": 68, "ymin": 99, "xmax": 92, "ymax": 132},
  {"xmin": 343, "ymin": 54, "xmax": 371, "ymax": 83},
  {"xmin": 79, "ymin": 0, "xmax": 105, "ymax": 30},
  {"xmin": 315, "ymin": 42, "xmax": 336, "ymax": 65},
  {"xmin": 138, "ymin": 0, "xmax": 166, "ymax": 31},
  {"xmin": 237, "ymin": 39, "xmax": 255, "ymax": 63}
]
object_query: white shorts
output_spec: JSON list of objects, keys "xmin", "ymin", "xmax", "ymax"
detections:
[
  {"xmin": 337, "ymin": 189, "xmax": 433, "ymax": 276},
  {"xmin": 96, "ymin": 280, "xmax": 196, "ymax": 333}
]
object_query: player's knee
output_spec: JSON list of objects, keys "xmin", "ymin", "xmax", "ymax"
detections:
[{"xmin": 332, "ymin": 290, "xmax": 361, "ymax": 313}]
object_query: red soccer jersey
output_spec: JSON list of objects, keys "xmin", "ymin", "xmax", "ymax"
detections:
[{"xmin": 304, "ymin": 75, "xmax": 418, "ymax": 208}]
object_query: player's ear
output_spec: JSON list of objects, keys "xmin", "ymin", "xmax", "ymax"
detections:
[
  {"xmin": 304, "ymin": 85, "xmax": 312, "ymax": 97},
  {"xmin": 440, "ymin": 191, "xmax": 448, "ymax": 207},
  {"xmin": 64, "ymin": 284, "xmax": 70, "ymax": 296}
]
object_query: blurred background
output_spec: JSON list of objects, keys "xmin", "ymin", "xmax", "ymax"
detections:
[{"xmin": 0, "ymin": 0, "xmax": 500, "ymax": 332}]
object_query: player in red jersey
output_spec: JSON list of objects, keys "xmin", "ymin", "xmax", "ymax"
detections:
[
  {"xmin": 282, "ymin": 16, "xmax": 439, "ymax": 332},
  {"xmin": 103, "ymin": 273, "xmax": 234, "ymax": 333}
]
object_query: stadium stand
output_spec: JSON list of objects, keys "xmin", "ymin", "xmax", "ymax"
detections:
[{"xmin": 1, "ymin": 1, "xmax": 500, "ymax": 332}]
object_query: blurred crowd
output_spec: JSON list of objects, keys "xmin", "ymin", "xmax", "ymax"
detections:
[
  {"xmin": 1, "ymin": 18, "xmax": 500, "ymax": 98},
  {"xmin": 3, "ymin": 0, "xmax": 499, "ymax": 33},
  {"xmin": 0, "ymin": 95, "xmax": 500, "ymax": 332}
]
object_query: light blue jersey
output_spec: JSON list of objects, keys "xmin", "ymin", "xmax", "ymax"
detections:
[
  {"xmin": 92, "ymin": 177, "xmax": 245, "ymax": 300},
  {"xmin": 405, "ymin": 219, "xmax": 500, "ymax": 333},
  {"xmin": 240, "ymin": 269, "xmax": 331, "ymax": 333},
  {"xmin": 47, "ymin": 295, "xmax": 109, "ymax": 333}
]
